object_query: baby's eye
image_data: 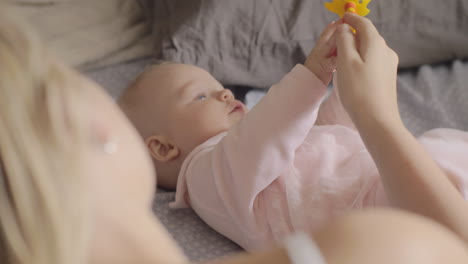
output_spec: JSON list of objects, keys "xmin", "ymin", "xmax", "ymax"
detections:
[{"xmin": 195, "ymin": 94, "xmax": 207, "ymax": 101}]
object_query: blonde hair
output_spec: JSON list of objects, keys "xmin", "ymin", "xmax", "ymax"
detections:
[{"xmin": 0, "ymin": 10, "xmax": 89, "ymax": 264}]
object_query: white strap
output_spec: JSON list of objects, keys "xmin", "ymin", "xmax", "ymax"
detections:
[{"xmin": 284, "ymin": 233, "xmax": 327, "ymax": 264}]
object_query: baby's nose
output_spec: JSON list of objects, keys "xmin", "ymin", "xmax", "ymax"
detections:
[{"xmin": 219, "ymin": 89, "xmax": 234, "ymax": 101}]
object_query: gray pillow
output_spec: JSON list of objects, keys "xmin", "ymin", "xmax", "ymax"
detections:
[{"xmin": 146, "ymin": 0, "xmax": 468, "ymax": 88}]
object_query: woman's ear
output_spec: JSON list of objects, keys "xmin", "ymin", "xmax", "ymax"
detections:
[{"xmin": 146, "ymin": 135, "xmax": 180, "ymax": 162}]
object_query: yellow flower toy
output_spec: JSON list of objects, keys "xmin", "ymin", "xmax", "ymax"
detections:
[{"xmin": 324, "ymin": 0, "xmax": 372, "ymax": 18}]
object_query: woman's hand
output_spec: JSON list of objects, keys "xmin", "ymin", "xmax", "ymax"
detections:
[
  {"xmin": 335, "ymin": 13, "xmax": 400, "ymax": 125},
  {"xmin": 304, "ymin": 21, "xmax": 338, "ymax": 86}
]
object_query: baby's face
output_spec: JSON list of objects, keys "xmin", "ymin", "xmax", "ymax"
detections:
[{"xmin": 146, "ymin": 64, "xmax": 247, "ymax": 154}]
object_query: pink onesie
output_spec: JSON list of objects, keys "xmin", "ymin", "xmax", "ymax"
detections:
[{"xmin": 170, "ymin": 65, "xmax": 468, "ymax": 251}]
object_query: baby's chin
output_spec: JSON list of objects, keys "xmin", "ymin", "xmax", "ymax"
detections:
[{"xmin": 231, "ymin": 109, "xmax": 247, "ymax": 123}]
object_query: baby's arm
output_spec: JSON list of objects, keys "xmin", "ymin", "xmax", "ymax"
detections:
[
  {"xmin": 336, "ymin": 13, "xmax": 468, "ymax": 244},
  {"xmin": 218, "ymin": 65, "xmax": 327, "ymax": 200},
  {"xmin": 315, "ymin": 76, "xmax": 356, "ymax": 130}
]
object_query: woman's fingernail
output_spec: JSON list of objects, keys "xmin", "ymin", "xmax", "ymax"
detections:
[{"xmin": 340, "ymin": 24, "xmax": 351, "ymax": 32}]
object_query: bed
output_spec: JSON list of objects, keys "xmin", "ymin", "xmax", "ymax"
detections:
[
  {"xmin": 88, "ymin": 1, "xmax": 468, "ymax": 262},
  {"xmin": 14, "ymin": 0, "xmax": 468, "ymax": 262},
  {"xmin": 87, "ymin": 57, "xmax": 468, "ymax": 262}
]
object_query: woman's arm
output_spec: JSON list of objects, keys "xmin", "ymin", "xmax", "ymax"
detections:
[
  {"xmin": 354, "ymin": 114, "xmax": 468, "ymax": 244},
  {"xmin": 335, "ymin": 12, "xmax": 468, "ymax": 244},
  {"xmin": 201, "ymin": 208, "xmax": 468, "ymax": 264},
  {"xmin": 203, "ymin": 248, "xmax": 290, "ymax": 264}
]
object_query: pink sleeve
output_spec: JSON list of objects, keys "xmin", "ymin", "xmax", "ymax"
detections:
[
  {"xmin": 185, "ymin": 65, "xmax": 328, "ymax": 239},
  {"xmin": 222, "ymin": 64, "xmax": 326, "ymax": 197},
  {"xmin": 315, "ymin": 74, "xmax": 356, "ymax": 130}
]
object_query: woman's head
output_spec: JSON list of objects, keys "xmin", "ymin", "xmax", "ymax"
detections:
[{"xmin": 0, "ymin": 10, "xmax": 185, "ymax": 264}]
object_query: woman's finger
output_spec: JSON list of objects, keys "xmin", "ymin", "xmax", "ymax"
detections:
[
  {"xmin": 342, "ymin": 13, "xmax": 380, "ymax": 40},
  {"xmin": 336, "ymin": 23, "xmax": 360, "ymax": 64},
  {"xmin": 342, "ymin": 12, "xmax": 380, "ymax": 60}
]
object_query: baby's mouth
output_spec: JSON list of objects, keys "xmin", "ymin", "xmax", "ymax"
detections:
[
  {"xmin": 231, "ymin": 106, "xmax": 241, "ymax": 113},
  {"xmin": 229, "ymin": 101, "xmax": 245, "ymax": 114}
]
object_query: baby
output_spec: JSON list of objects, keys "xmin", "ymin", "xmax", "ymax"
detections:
[{"xmin": 119, "ymin": 21, "xmax": 468, "ymax": 250}]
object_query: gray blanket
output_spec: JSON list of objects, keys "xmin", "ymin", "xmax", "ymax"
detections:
[
  {"xmin": 143, "ymin": 0, "xmax": 468, "ymax": 88},
  {"xmin": 398, "ymin": 60, "xmax": 468, "ymax": 135}
]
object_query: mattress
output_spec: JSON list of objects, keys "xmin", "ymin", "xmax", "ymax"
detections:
[{"xmin": 85, "ymin": 57, "xmax": 468, "ymax": 262}]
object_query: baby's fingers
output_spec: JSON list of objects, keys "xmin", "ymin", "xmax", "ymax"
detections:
[
  {"xmin": 318, "ymin": 21, "xmax": 338, "ymax": 45},
  {"xmin": 316, "ymin": 21, "xmax": 339, "ymax": 58}
]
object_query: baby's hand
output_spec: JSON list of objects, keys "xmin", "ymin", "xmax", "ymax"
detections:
[
  {"xmin": 304, "ymin": 21, "xmax": 338, "ymax": 86},
  {"xmin": 335, "ymin": 13, "xmax": 399, "ymax": 123}
]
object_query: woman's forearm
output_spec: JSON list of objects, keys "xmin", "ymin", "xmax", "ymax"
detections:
[
  {"xmin": 353, "ymin": 114, "xmax": 468, "ymax": 243},
  {"xmin": 201, "ymin": 248, "xmax": 290, "ymax": 264}
]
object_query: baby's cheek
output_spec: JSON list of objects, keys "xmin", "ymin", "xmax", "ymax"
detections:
[{"xmin": 184, "ymin": 111, "xmax": 226, "ymax": 145}]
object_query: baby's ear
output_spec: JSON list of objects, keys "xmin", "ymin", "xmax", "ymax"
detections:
[{"xmin": 146, "ymin": 135, "xmax": 180, "ymax": 162}]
